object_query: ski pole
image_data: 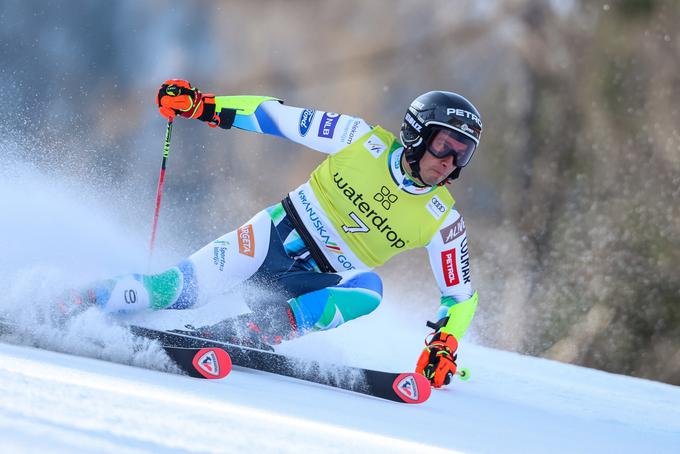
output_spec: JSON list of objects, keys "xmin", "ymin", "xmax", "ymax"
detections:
[{"xmin": 148, "ymin": 119, "xmax": 174, "ymax": 266}]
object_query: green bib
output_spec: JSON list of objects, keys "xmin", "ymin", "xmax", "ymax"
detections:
[{"xmin": 309, "ymin": 126, "xmax": 455, "ymax": 268}]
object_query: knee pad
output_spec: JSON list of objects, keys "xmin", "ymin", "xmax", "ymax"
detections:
[
  {"xmin": 337, "ymin": 270, "xmax": 383, "ymax": 296},
  {"xmin": 287, "ymin": 271, "xmax": 383, "ymax": 332}
]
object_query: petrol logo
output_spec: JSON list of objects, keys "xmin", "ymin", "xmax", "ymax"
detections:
[
  {"xmin": 446, "ymin": 108, "xmax": 482, "ymax": 127},
  {"xmin": 441, "ymin": 248, "xmax": 460, "ymax": 287}
]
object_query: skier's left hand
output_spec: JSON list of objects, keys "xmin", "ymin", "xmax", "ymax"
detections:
[
  {"xmin": 156, "ymin": 79, "xmax": 217, "ymax": 124},
  {"xmin": 416, "ymin": 331, "xmax": 458, "ymax": 388}
]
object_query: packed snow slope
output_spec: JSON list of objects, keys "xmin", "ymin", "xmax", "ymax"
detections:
[
  {"xmin": 1, "ymin": 311, "xmax": 679, "ymax": 454},
  {"xmin": 1, "ymin": 141, "xmax": 679, "ymax": 453}
]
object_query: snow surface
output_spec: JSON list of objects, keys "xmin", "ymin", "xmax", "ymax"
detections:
[
  {"xmin": 1, "ymin": 141, "xmax": 679, "ymax": 453},
  {"xmin": 1, "ymin": 308, "xmax": 679, "ymax": 454}
]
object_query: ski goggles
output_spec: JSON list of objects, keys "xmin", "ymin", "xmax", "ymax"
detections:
[{"xmin": 425, "ymin": 127, "xmax": 477, "ymax": 167}]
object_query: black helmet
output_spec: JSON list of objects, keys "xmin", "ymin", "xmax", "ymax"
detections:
[{"xmin": 400, "ymin": 91, "xmax": 483, "ymax": 183}]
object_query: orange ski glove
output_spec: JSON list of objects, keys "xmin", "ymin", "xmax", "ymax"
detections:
[
  {"xmin": 156, "ymin": 79, "xmax": 218, "ymax": 126},
  {"xmin": 416, "ymin": 330, "xmax": 459, "ymax": 388}
]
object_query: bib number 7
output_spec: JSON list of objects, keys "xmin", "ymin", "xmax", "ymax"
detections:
[{"xmin": 342, "ymin": 212, "xmax": 369, "ymax": 234}]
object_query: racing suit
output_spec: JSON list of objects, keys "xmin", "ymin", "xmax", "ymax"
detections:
[{"xmin": 91, "ymin": 97, "xmax": 478, "ymax": 341}]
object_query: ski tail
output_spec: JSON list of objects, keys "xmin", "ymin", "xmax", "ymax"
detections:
[
  {"xmin": 163, "ymin": 346, "xmax": 232, "ymax": 379},
  {"xmin": 0, "ymin": 316, "xmax": 232, "ymax": 380},
  {"xmin": 391, "ymin": 373, "xmax": 432, "ymax": 404}
]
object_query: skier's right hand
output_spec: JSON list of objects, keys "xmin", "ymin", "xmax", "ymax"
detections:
[
  {"xmin": 156, "ymin": 79, "xmax": 219, "ymax": 126},
  {"xmin": 415, "ymin": 331, "xmax": 459, "ymax": 388}
]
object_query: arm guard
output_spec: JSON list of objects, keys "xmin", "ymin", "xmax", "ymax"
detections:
[
  {"xmin": 437, "ymin": 291, "xmax": 478, "ymax": 339},
  {"xmin": 208, "ymin": 95, "xmax": 282, "ymax": 130}
]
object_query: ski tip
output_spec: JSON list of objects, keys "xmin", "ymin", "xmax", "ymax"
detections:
[
  {"xmin": 392, "ymin": 373, "xmax": 432, "ymax": 404},
  {"xmin": 192, "ymin": 348, "xmax": 232, "ymax": 379}
]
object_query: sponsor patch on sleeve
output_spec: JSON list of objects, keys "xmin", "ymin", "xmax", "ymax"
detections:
[
  {"xmin": 318, "ymin": 112, "xmax": 340, "ymax": 138},
  {"xmin": 237, "ymin": 224, "xmax": 255, "ymax": 257},
  {"xmin": 440, "ymin": 248, "xmax": 460, "ymax": 287},
  {"xmin": 298, "ymin": 109, "xmax": 315, "ymax": 136},
  {"xmin": 439, "ymin": 216, "xmax": 466, "ymax": 244}
]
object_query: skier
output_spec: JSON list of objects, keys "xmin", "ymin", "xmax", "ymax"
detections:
[{"xmin": 70, "ymin": 79, "xmax": 482, "ymax": 388}]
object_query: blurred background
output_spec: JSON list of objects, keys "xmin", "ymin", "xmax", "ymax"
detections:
[{"xmin": 1, "ymin": 0, "xmax": 678, "ymax": 384}]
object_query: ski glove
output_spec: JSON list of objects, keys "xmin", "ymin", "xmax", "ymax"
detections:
[
  {"xmin": 416, "ymin": 329, "xmax": 458, "ymax": 388},
  {"xmin": 156, "ymin": 79, "xmax": 219, "ymax": 126}
]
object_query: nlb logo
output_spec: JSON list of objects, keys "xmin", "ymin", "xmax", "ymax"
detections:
[
  {"xmin": 318, "ymin": 112, "xmax": 340, "ymax": 138},
  {"xmin": 298, "ymin": 109, "xmax": 315, "ymax": 136},
  {"xmin": 238, "ymin": 224, "xmax": 255, "ymax": 257}
]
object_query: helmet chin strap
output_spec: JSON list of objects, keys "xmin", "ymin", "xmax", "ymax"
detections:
[
  {"xmin": 446, "ymin": 167, "xmax": 462, "ymax": 182},
  {"xmin": 403, "ymin": 146, "xmax": 427, "ymax": 186}
]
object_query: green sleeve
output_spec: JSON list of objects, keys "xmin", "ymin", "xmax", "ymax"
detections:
[
  {"xmin": 210, "ymin": 95, "xmax": 283, "ymax": 132},
  {"xmin": 439, "ymin": 291, "xmax": 478, "ymax": 339},
  {"xmin": 214, "ymin": 95, "xmax": 281, "ymax": 115}
]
